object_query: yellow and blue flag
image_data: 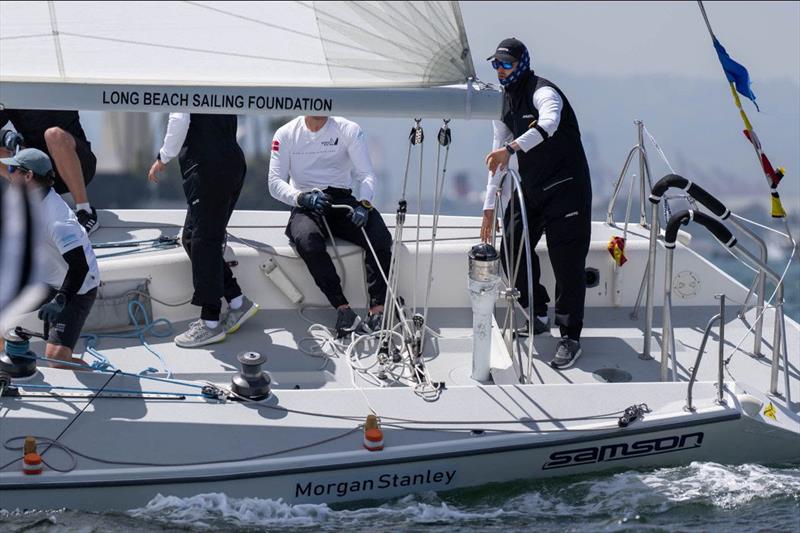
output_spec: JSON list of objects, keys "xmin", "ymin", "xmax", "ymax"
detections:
[{"xmin": 712, "ymin": 37, "xmax": 759, "ymax": 111}]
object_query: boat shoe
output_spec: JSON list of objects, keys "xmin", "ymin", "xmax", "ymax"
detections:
[
  {"xmin": 223, "ymin": 296, "xmax": 260, "ymax": 334},
  {"xmin": 335, "ymin": 307, "xmax": 362, "ymax": 338},
  {"xmin": 549, "ymin": 337, "xmax": 582, "ymax": 369},
  {"xmin": 175, "ymin": 319, "xmax": 226, "ymax": 348},
  {"xmin": 364, "ymin": 310, "xmax": 384, "ymax": 333}
]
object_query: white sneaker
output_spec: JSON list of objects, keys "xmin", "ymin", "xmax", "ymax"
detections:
[
  {"xmin": 222, "ymin": 296, "xmax": 259, "ymax": 334},
  {"xmin": 175, "ymin": 320, "xmax": 226, "ymax": 348}
]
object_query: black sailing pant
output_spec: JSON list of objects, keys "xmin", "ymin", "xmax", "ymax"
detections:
[
  {"xmin": 181, "ymin": 160, "xmax": 246, "ymax": 321},
  {"xmin": 500, "ymin": 173, "xmax": 592, "ymax": 341},
  {"xmin": 286, "ymin": 188, "xmax": 392, "ymax": 309}
]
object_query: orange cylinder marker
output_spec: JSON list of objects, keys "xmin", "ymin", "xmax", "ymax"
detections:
[
  {"xmin": 363, "ymin": 414, "xmax": 384, "ymax": 451},
  {"xmin": 23, "ymin": 453, "xmax": 43, "ymax": 475}
]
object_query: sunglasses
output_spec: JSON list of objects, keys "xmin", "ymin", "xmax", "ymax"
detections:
[
  {"xmin": 8, "ymin": 165, "xmax": 29, "ymax": 175},
  {"xmin": 491, "ymin": 60, "xmax": 515, "ymax": 70}
]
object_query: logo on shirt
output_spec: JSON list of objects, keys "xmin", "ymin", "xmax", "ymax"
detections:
[
  {"xmin": 272, "ymin": 140, "xmax": 280, "ymax": 152},
  {"xmin": 321, "ymin": 137, "xmax": 339, "ymax": 146}
]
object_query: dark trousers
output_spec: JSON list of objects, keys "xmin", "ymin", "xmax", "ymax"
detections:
[
  {"xmin": 181, "ymin": 161, "xmax": 245, "ymax": 321},
  {"xmin": 286, "ymin": 188, "xmax": 392, "ymax": 309},
  {"xmin": 501, "ymin": 174, "xmax": 592, "ymax": 340}
]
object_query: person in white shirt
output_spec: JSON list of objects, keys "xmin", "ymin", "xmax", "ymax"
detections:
[
  {"xmin": 268, "ymin": 116, "xmax": 391, "ymax": 337},
  {"xmin": 148, "ymin": 113, "xmax": 258, "ymax": 348},
  {"xmin": 483, "ymin": 38, "xmax": 592, "ymax": 370},
  {"xmin": 1, "ymin": 148, "xmax": 99, "ymax": 369}
]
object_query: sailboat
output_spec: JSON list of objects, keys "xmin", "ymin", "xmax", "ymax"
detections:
[{"xmin": 0, "ymin": 1, "xmax": 797, "ymax": 511}]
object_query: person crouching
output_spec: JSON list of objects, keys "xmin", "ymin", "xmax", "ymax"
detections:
[{"xmin": 2, "ymin": 148, "xmax": 99, "ymax": 369}]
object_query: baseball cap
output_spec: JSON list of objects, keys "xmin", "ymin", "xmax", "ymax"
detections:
[
  {"xmin": 487, "ymin": 37, "xmax": 526, "ymax": 63},
  {"xmin": 0, "ymin": 148, "xmax": 53, "ymax": 176}
]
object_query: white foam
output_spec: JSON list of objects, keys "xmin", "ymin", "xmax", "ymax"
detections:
[
  {"xmin": 130, "ymin": 491, "xmax": 504, "ymax": 528},
  {"xmin": 127, "ymin": 465, "xmax": 800, "ymax": 527},
  {"xmin": 507, "ymin": 462, "xmax": 800, "ymax": 518},
  {"xmin": 638, "ymin": 462, "xmax": 800, "ymax": 509}
]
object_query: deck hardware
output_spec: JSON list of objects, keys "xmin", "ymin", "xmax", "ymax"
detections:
[
  {"xmin": 468, "ymin": 243, "xmax": 501, "ymax": 382},
  {"xmin": 618, "ymin": 403, "xmax": 650, "ymax": 427},
  {"xmin": 0, "ymin": 329, "xmax": 37, "ymax": 379},
  {"xmin": 685, "ymin": 294, "xmax": 726, "ymax": 412},
  {"xmin": 261, "ymin": 258, "xmax": 304, "ymax": 304},
  {"xmin": 363, "ymin": 414, "xmax": 384, "ymax": 451},
  {"xmin": 200, "ymin": 385, "xmax": 226, "ymax": 400},
  {"xmin": 23, "ymin": 452, "xmax": 43, "ymax": 475},
  {"xmin": 592, "ymin": 368, "xmax": 632, "ymax": 383},
  {"xmin": 231, "ymin": 352, "xmax": 271, "ymax": 401},
  {"xmin": 647, "ymin": 173, "xmax": 770, "ymax": 359},
  {"xmin": 585, "ymin": 267, "xmax": 600, "ymax": 288},
  {"xmin": 493, "ymin": 170, "xmax": 536, "ymax": 383},
  {"xmin": 22, "ymin": 437, "xmax": 42, "ymax": 475}
]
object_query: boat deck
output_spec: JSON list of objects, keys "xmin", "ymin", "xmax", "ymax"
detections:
[{"xmin": 16, "ymin": 302, "xmax": 800, "ymax": 402}]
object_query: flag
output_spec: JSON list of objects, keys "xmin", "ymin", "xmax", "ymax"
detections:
[
  {"xmin": 712, "ymin": 37, "xmax": 759, "ymax": 111},
  {"xmin": 607, "ymin": 236, "xmax": 627, "ymax": 267}
]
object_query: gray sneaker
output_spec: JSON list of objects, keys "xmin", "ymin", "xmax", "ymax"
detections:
[
  {"xmin": 175, "ymin": 320, "xmax": 226, "ymax": 348},
  {"xmin": 549, "ymin": 337, "xmax": 582, "ymax": 369},
  {"xmin": 223, "ymin": 296, "xmax": 259, "ymax": 334}
]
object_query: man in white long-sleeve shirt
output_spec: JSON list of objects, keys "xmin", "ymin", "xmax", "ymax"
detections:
[
  {"xmin": 268, "ymin": 116, "xmax": 392, "ymax": 337},
  {"xmin": 482, "ymin": 38, "xmax": 592, "ymax": 370},
  {"xmin": 148, "ymin": 113, "xmax": 258, "ymax": 347}
]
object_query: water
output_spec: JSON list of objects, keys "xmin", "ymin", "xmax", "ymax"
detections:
[{"xmin": 2, "ymin": 463, "xmax": 798, "ymax": 532}]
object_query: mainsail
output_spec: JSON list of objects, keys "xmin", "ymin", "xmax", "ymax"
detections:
[{"xmin": 0, "ymin": 1, "xmax": 500, "ymax": 119}]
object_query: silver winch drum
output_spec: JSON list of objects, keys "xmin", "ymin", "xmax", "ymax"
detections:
[{"xmin": 468, "ymin": 243, "xmax": 500, "ymax": 282}]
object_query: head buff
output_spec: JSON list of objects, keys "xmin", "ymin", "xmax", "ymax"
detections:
[{"xmin": 499, "ymin": 47, "xmax": 530, "ymax": 87}]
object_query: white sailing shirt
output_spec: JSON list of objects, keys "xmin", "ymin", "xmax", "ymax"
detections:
[
  {"xmin": 483, "ymin": 86, "xmax": 563, "ymax": 210},
  {"xmin": 41, "ymin": 189, "xmax": 100, "ymax": 294},
  {"xmin": 157, "ymin": 113, "xmax": 190, "ymax": 164},
  {"xmin": 268, "ymin": 116, "xmax": 377, "ymax": 206}
]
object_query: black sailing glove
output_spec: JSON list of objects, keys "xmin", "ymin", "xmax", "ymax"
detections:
[
  {"xmin": 38, "ymin": 292, "xmax": 67, "ymax": 323},
  {"xmin": 298, "ymin": 191, "xmax": 332, "ymax": 215},
  {"xmin": 1, "ymin": 129, "xmax": 24, "ymax": 152},
  {"xmin": 350, "ymin": 205, "xmax": 370, "ymax": 228}
]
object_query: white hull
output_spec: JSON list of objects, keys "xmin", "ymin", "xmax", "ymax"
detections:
[
  {"xmin": 2, "ymin": 384, "xmax": 797, "ymax": 512},
  {"xmin": 1, "ymin": 211, "xmax": 798, "ymax": 511}
]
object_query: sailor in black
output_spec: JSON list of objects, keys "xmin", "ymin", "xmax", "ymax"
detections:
[
  {"xmin": 0, "ymin": 110, "xmax": 99, "ymax": 235},
  {"xmin": 482, "ymin": 38, "xmax": 592, "ymax": 369},
  {"xmin": 149, "ymin": 113, "xmax": 258, "ymax": 348}
]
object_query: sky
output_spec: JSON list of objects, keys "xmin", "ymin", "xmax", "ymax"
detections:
[{"xmin": 463, "ymin": 1, "xmax": 799, "ymax": 85}]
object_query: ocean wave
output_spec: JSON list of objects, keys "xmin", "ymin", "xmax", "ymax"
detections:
[{"xmin": 124, "ymin": 464, "xmax": 800, "ymax": 530}]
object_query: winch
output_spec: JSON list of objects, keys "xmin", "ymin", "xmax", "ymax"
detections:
[
  {"xmin": 231, "ymin": 351, "xmax": 271, "ymax": 401},
  {"xmin": 0, "ymin": 328, "xmax": 38, "ymax": 379},
  {"xmin": 468, "ymin": 243, "xmax": 500, "ymax": 382}
]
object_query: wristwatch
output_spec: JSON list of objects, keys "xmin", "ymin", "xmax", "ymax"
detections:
[
  {"xmin": 504, "ymin": 143, "xmax": 516, "ymax": 155},
  {"xmin": 360, "ymin": 199, "xmax": 373, "ymax": 210}
]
